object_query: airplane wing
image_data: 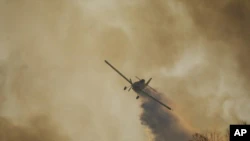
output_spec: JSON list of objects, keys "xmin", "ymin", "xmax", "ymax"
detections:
[
  {"xmin": 141, "ymin": 90, "xmax": 172, "ymax": 110},
  {"xmin": 105, "ymin": 60, "xmax": 132, "ymax": 85}
]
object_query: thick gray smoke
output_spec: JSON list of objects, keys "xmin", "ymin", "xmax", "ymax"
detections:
[
  {"xmin": 156, "ymin": 0, "xmax": 250, "ymax": 129},
  {"xmin": 0, "ymin": 0, "xmax": 249, "ymax": 141},
  {"xmin": 140, "ymin": 87, "xmax": 193, "ymax": 141}
]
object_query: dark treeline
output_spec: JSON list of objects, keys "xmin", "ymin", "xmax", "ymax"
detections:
[{"xmin": 189, "ymin": 121, "xmax": 247, "ymax": 141}]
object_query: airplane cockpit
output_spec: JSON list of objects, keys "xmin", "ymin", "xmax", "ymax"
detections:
[
  {"xmin": 105, "ymin": 60, "xmax": 172, "ymax": 110},
  {"xmin": 139, "ymin": 79, "xmax": 145, "ymax": 84}
]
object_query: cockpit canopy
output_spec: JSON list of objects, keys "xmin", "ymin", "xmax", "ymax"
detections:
[{"xmin": 139, "ymin": 79, "xmax": 145, "ymax": 83}]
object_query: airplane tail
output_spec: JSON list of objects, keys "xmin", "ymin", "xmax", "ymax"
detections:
[{"xmin": 145, "ymin": 78, "xmax": 152, "ymax": 86}]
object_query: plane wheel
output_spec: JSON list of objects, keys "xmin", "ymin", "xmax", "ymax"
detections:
[{"xmin": 136, "ymin": 96, "xmax": 139, "ymax": 99}]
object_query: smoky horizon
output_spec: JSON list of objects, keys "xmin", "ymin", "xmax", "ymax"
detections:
[{"xmin": 0, "ymin": 0, "xmax": 249, "ymax": 141}]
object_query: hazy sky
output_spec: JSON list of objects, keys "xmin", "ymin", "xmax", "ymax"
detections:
[{"xmin": 0, "ymin": 0, "xmax": 249, "ymax": 141}]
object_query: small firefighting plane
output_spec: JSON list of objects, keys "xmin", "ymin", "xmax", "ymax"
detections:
[{"xmin": 104, "ymin": 60, "xmax": 172, "ymax": 110}]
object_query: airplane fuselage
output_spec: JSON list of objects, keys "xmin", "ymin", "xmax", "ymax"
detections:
[
  {"xmin": 105, "ymin": 60, "xmax": 172, "ymax": 110},
  {"xmin": 132, "ymin": 79, "xmax": 146, "ymax": 92}
]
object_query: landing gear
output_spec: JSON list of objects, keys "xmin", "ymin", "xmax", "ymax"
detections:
[
  {"xmin": 136, "ymin": 96, "xmax": 139, "ymax": 99},
  {"xmin": 124, "ymin": 86, "xmax": 127, "ymax": 90}
]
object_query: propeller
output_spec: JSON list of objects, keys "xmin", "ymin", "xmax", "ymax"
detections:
[{"xmin": 127, "ymin": 78, "xmax": 133, "ymax": 91}]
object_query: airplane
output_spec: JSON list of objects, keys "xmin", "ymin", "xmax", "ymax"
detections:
[{"xmin": 104, "ymin": 60, "xmax": 172, "ymax": 110}]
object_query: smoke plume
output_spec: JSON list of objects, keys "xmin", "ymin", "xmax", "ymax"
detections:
[
  {"xmin": 140, "ymin": 87, "xmax": 193, "ymax": 141},
  {"xmin": 0, "ymin": 0, "xmax": 249, "ymax": 141}
]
